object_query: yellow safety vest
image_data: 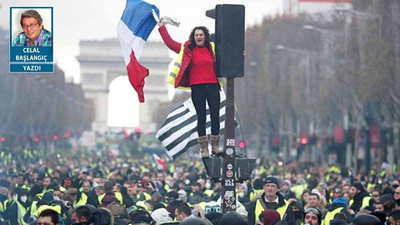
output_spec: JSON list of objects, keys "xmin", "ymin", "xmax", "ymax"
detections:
[
  {"xmin": 15, "ymin": 201, "xmax": 27, "ymax": 225},
  {"xmin": 250, "ymin": 189, "xmax": 264, "ymax": 202},
  {"xmin": 136, "ymin": 192, "xmax": 151, "ymax": 201},
  {"xmin": 136, "ymin": 201, "xmax": 149, "ymax": 212},
  {"xmin": 0, "ymin": 199, "xmax": 9, "ymax": 213},
  {"xmin": 75, "ymin": 192, "xmax": 88, "ymax": 207},
  {"xmin": 322, "ymin": 207, "xmax": 343, "ymax": 225},
  {"xmin": 167, "ymin": 42, "xmax": 217, "ymax": 90},
  {"xmin": 34, "ymin": 205, "xmax": 61, "ymax": 217},
  {"xmin": 292, "ymin": 184, "xmax": 308, "ymax": 200},
  {"xmin": 362, "ymin": 196, "xmax": 372, "ymax": 208},
  {"xmin": 15, "ymin": 184, "xmax": 31, "ymax": 191},
  {"xmin": 349, "ymin": 196, "xmax": 371, "ymax": 210},
  {"xmin": 198, "ymin": 201, "xmax": 207, "ymax": 210},
  {"xmin": 98, "ymin": 192, "xmax": 124, "ymax": 205},
  {"xmin": 30, "ymin": 200, "xmax": 38, "ymax": 217},
  {"xmin": 204, "ymin": 190, "xmax": 214, "ymax": 198},
  {"xmin": 164, "ymin": 184, "xmax": 170, "ymax": 191},
  {"xmin": 254, "ymin": 198, "xmax": 290, "ymax": 223}
]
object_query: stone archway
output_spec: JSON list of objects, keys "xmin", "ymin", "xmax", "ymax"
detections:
[{"xmin": 77, "ymin": 39, "xmax": 171, "ymax": 132}]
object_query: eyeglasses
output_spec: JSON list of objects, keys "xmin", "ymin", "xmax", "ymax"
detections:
[
  {"xmin": 305, "ymin": 207, "xmax": 320, "ymax": 215},
  {"xmin": 22, "ymin": 23, "xmax": 38, "ymax": 30}
]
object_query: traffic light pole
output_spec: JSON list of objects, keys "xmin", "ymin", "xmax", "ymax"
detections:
[
  {"xmin": 221, "ymin": 78, "xmax": 236, "ymax": 212},
  {"xmin": 205, "ymin": 4, "xmax": 245, "ymax": 213}
]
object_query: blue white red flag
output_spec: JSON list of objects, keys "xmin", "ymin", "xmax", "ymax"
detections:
[{"xmin": 117, "ymin": 0, "xmax": 160, "ymax": 103}]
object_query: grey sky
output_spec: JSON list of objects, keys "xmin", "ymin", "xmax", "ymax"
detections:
[{"xmin": 0, "ymin": 0, "xmax": 282, "ymax": 82}]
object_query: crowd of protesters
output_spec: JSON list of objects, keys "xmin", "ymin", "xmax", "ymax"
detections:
[{"xmin": 0, "ymin": 145, "xmax": 399, "ymax": 225}]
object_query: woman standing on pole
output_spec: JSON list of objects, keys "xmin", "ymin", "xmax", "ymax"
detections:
[{"xmin": 158, "ymin": 20, "xmax": 222, "ymax": 158}]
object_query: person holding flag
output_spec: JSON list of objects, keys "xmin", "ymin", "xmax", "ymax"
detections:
[{"xmin": 157, "ymin": 19, "xmax": 223, "ymax": 158}]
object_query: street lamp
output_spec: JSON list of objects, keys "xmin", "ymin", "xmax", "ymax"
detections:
[
  {"xmin": 275, "ymin": 44, "xmax": 319, "ymax": 58},
  {"xmin": 302, "ymin": 25, "xmax": 344, "ymax": 37},
  {"xmin": 274, "ymin": 44, "xmax": 320, "ymax": 162},
  {"xmin": 335, "ymin": 9, "xmax": 378, "ymax": 19}
]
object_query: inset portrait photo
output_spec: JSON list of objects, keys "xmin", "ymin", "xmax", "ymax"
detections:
[{"xmin": 10, "ymin": 8, "xmax": 52, "ymax": 47}]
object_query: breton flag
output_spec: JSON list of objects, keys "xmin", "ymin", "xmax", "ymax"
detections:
[
  {"xmin": 156, "ymin": 91, "xmax": 226, "ymax": 159},
  {"xmin": 117, "ymin": 0, "xmax": 159, "ymax": 103}
]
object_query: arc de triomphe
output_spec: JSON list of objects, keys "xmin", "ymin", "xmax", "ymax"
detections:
[{"xmin": 77, "ymin": 39, "xmax": 171, "ymax": 132}]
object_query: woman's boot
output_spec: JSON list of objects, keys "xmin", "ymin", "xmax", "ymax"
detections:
[
  {"xmin": 210, "ymin": 135, "xmax": 223, "ymax": 156},
  {"xmin": 197, "ymin": 136, "xmax": 209, "ymax": 158}
]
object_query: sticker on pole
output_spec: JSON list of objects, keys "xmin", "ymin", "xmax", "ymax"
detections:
[
  {"xmin": 226, "ymin": 148, "xmax": 234, "ymax": 156},
  {"xmin": 224, "ymin": 191, "xmax": 234, "ymax": 198},
  {"xmin": 224, "ymin": 179, "xmax": 234, "ymax": 187},
  {"xmin": 226, "ymin": 139, "xmax": 235, "ymax": 146}
]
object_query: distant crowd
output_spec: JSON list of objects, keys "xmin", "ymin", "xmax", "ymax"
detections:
[{"xmin": 0, "ymin": 146, "xmax": 399, "ymax": 225}]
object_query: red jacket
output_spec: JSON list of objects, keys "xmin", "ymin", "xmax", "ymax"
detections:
[{"xmin": 158, "ymin": 25, "xmax": 216, "ymax": 88}]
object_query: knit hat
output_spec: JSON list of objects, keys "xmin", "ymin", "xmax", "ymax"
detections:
[
  {"xmin": 254, "ymin": 179, "xmax": 264, "ymax": 190},
  {"xmin": 282, "ymin": 180, "xmax": 292, "ymax": 189},
  {"xmin": 311, "ymin": 189, "xmax": 322, "ymax": 200},
  {"xmin": 264, "ymin": 177, "xmax": 279, "ymax": 187},
  {"xmin": 379, "ymin": 193, "xmax": 394, "ymax": 203},
  {"xmin": 330, "ymin": 218, "xmax": 349, "ymax": 225},
  {"xmin": 151, "ymin": 208, "xmax": 173, "ymax": 225},
  {"xmin": 132, "ymin": 215, "xmax": 152, "ymax": 225},
  {"xmin": 263, "ymin": 209, "xmax": 281, "ymax": 225},
  {"xmin": 352, "ymin": 182, "xmax": 364, "ymax": 191},
  {"xmin": 165, "ymin": 191, "xmax": 179, "ymax": 200},
  {"xmin": 178, "ymin": 189, "xmax": 187, "ymax": 199},
  {"xmin": 296, "ymin": 178, "xmax": 306, "ymax": 185},
  {"xmin": 0, "ymin": 187, "xmax": 8, "ymax": 196},
  {"xmin": 352, "ymin": 214, "xmax": 381, "ymax": 225},
  {"xmin": 332, "ymin": 197, "xmax": 348, "ymax": 208},
  {"xmin": 370, "ymin": 211, "xmax": 386, "ymax": 224},
  {"xmin": 137, "ymin": 180, "xmax": 146, "ymax": 188},
  {"xmin": 238, "ymin": 183, "xmax": 248, "ymax": 194}
]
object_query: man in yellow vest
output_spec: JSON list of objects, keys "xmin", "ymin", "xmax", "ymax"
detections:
[
  {"xmin": 136, "ymin": 180, "xmax": 152, "ymax": 202},
  {"xmin": 249, "ymin": 178, "xmax": 265, "ymax": 202},
  {"xmin": 6, "ymin": 189, "xmax": 29, "ymax": 225},
  {"xmin": 98, "ymin": 181, "xmax": 124, "ymax": 206},
  {"xmin": 322, "ymin": 197, "xmax": 351, "ymax": 225},
  {"xmin": 349, "ymin": 182, "xmax": 374, "ymax": 214},
  {"xmin": 0, "ymin": 186, "xmax": 9, "ymax": 219},
  {"xmin": 248, "ymin": 177, "xmax": 295, "ymax": 225},
  {"xmin": 304, "ymin": 207, "xmax": 322, "ymax": 225}
]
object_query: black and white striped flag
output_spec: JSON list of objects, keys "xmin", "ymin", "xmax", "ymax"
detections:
[{"xmin": 156, "ymin": 91, "xmax": 226, "ymax": 159}]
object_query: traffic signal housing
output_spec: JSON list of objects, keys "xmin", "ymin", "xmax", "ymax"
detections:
[{"xmin": 206, "ymin": 4, "xmax": 245, "ymax": 78}]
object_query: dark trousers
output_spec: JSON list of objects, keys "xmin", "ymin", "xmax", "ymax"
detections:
[{"xmin": 191, "ymin": 83, "xmax": 220, "ymax": 137}]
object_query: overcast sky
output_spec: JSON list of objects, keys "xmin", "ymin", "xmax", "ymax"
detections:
[
  {"xmin": 0, "ymin": 0, "xmax": 282, "ymax": 127},
  {"xmin": 0, "ymin": 0, "xmax": 282, "ymax": 82}
]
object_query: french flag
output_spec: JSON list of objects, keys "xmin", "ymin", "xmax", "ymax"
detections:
[
  {"xmin": 117, "ymin": 0, "xmax": 160, "ymax": 103},
  {"xmin": 153, "ymin": 153, "xmax": 167, "ymax": 171}
]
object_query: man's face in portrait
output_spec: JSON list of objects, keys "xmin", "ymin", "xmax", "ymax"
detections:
[{"xmin": 22, "ymin": 17, "xmax": 42, "ymax": 42}]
